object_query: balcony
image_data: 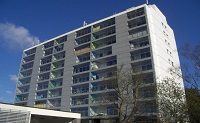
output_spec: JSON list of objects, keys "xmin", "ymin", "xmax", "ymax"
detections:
[
  {"xmin": 52, "ymin": 51, "xmax": 65, "ymax": 61},
  {"xmin": 133, "ymin": 73, "xmax": 154, "ymax": 86},
  {"xmin": 91, "ymin": 46, "xmax": 112, "ymax": 60},
  {"xmin": 51, "ymin": 60, "xmax": 64, "ymax": 70},
  {"xmin": 17, "ymin": 78, "xmax": 30, "ymax": 87},
  {"xmin": 76, "ymin": 53, "xmax": 90, "ymax": 64},
  {"xmin": 143, "ymin": 76, "xmax": 154, "ymax": 84},
  {"xmin": 90, "ymin": 92, "xmax": 117, "ymax": 104},
  {"xmin": 75, "ymin": 34, "xmax": 91, "ymax": 46},
  {"xmin": 91, "ymin": 67, "xmax": 116, "ymax": 81},
  {"xmin": 76, "ymin": 27, "xmax": 91, "ymax": 38},
  {"xmin": 38, "ymin": 73, "xmax": 50, "ymax": 81},
  {"xmin": 71, "ymin": 107, "xmax": 88, "ymax": 116},
  {"xmin": 127, "ymin": 7, "xmax": 145, "ymax": 19},
  {"xmin": 47, "ymin": 99, "xmax": 61, "ymax": 108},
  {"xmin": 22, "ymin": 54, "xmax": 35, "ymax": 64},
  {"xmin": 23, "ymin": 48, "xmax": 36, "ymax": 58},
  {"xmin": 131, "ymin": 60, "xmax": 153, "ymax": 73},
  {"xmin": 73, "ymin": 63, "xmax": 90, "ymax": 74},
  {"xmin": 53, "ymin": 44, "xmax": 64, "ymax": 53},
  {"xmin": 20, "ymin": 62, "xmax": 33, "ymax": 71},
  {"xmin": 50, "ymin": 69, "xmax": 64, "ymax": 79},
  {"xmin": 44, "ymin": 48, "xmax": 53, "ymax": 56},
  {"xmin": 91, "ymin": 81, "xmax": 115, "ymax": 92},
  {"xmin": 43, "ymin": 41, "xmax": 54, "ymax": 49},
  {"xmin": 130, "ymin": 36, "xmax": 149, "ymax": 50},
  {"xmin": 139, "ymin": 88, "xmax": 155, "ymax": 99},
  {"xmin": 91, "ymin": 36, "xmax": 116, "ymax": 51},
  {"xmin": 34, "ymin": 100, "xmax": 47, "ymax": 108},
  {"xmin": 71, "ymin": 95, "xmax": 89, "ymax": 106},
  {"xmin": 19, "ymin": 70, "xmax": 32, "ymax": 78},
  {"xmin": 72, "ymin": 84, "xmax": 89, "ymax": 94},
  {"xmin": 138, "ymin": 101, "xmax": 157, "ymax": 114},
  {"xmin": 73, "ymin": 73, "xmax": 90, "ymax": 84},
  {"xmin": 128, "ymin": 26, "xmax": 148, "ymax": 39},
  {"xmin": 130, "ymin": 48, "xmax": 151, "ymax": 61},
  {"xmin": 91, "ymin": 56, "xmax": 117, "ymax": 70},
  {"xmin": 49, "ymin": 88, "xmax": 62, "ymax": 98},
  {"xmin": 16, "ymin": 86, "xmax": 29, "ymax": 94},
  {"xmin": 37, "ymin": 81, "xmax": 48, "ymax": 90},
  {"xmin": 41, "ymin": 56, "xmax": 52, "ymax": 65},
  {"xmin": 15, "ymin": 94, "xmax": 28, "ymax": 102},
  {"xmin": 127, "ymin": 16, "xmax": 146, "ymax": 29},
  {"xmin": 74, "ymin": 44, "xmax": 90, "ymax": 55},
  {"xmin": 55, "ymin": 35, "xmax": 67, "ymax": 45},
  {"xmin": 92, "ymin": 18, "xmax": 115, "ymax": 32},
  {"xmin": 35, "ymin": 91, "xmax": 48, "ymax": 99},
  {"xmin": 40, "ymin": 64, "xmax": 51, "ymax": 73},
  {"xmin": 90, "ymin": 106, "xmax": 118, "ymax": 116},
  {"xmin": 91, "ymin": 27, "xmax": 115, "ymax": 41},
  {"xmin": 49, "ymin": 79, "xmax": 63, "ymax": 88}
]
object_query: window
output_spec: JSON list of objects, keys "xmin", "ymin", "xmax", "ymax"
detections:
[
  {"xmin": 107, "ymin": 51, "xmax": 112, "ymax": 55},
  {"xmin": 171, "ymin": 62, "xmax": 174, "ymax": 67},
  {"xmin": 143, "ymin": 77, "xmax": 154, "ymax": 84},
  {"xmin": 168, "ymin": 59, "xmax": 171, "ymax": 64},
  {"xmin": 142, "ymin": 64, "xmax": 152, "ymax": 71}
]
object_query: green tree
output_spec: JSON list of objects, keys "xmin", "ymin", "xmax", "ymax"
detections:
[{"xmin": 157, "ymin": 76, "xmax": 188, "ymax": 123}]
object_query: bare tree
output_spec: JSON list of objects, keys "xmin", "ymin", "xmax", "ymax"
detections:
[
  {"xmin": 180, "ymin": 43, "xmax": 200, "ymax": 123},
  {"xmin": 97, "ymin": 65, "xmax": 156, "ymax": 123},
  {"xmin": 178, "ymin": 43, "xmax": 200, "ymax": 90}
]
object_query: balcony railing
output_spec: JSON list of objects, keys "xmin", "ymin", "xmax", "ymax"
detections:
[
  {"xmin": 73, "ymin": 76, "xmax": 89, "ymax": 84},
  {"xmin": 91, "ymin": 84, "xmax": 114, "ymax": 92},
  {"xmin": 34, "ymin": 104, "xmax": 46, "ymax": 108},
  {"xmin": 127, "ymin": 7, "xmax": 145, "ymax": 19},
  {"xmin": 132, "ymin": 64, "xmax": 152, "ymax": 73},
  {"xmin": 72, "ymin": 87, "xmax": 89, "ymax": 94},
  {"xmin": 74, "ymin": 47, "xmax": 90, "ymax": 55},
  {"xmin": 71, "ymin": 98, "xmax": 88, "ymax": 106},
  {"xmin": 49, "ymin": 81, "xmax": 62, "ymax": 88},
  {"xmin": 91, "ymin": 50, "xmax": 112, "ymax": 60},
  {"xmin": 129, "ymin": 30, "xmax": 148, "ymax": 39},
  {"xmin": 130, "ymin": 40, "xmax": 149, "ymax": 50},
  {"xmin": 73, "ymin": 65, "xmax": 90, "ymax": 74},
  {"xmin": 90, "ymin": 96, "xmax": 117, "ymax": 104},
  {"xmin": 35, "ymin": 94, "xmax": 47, "ymax": 99},
  {"xmin": 131, "ymin": 52, "xmax": 151, "ymax": 61},
  {"xmin": 15, "ymin": 96, "xmax": 28, "ymax": 102},
  {"xmin": 91, "ymin": 71, "xmax": 114, "ymax": 80}
]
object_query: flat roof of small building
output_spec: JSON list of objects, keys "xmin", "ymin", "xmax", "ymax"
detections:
[{"xmin": 0, "ymin": 103, "xmax": 81, "ymax": 123}]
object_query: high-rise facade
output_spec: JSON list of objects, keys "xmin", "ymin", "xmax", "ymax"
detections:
[{"xmin": 14, "ymin": 4, "xmax": 183, "ymax": 123}]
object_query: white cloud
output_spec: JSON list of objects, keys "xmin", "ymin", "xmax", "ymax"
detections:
[
  {"xmin": 0, "ymin": 23, "xmax": 40, "ymax": 50},
  {"xmin": 6, "ymin": 90, "xmax": 12, "ymax": 94},
  {"xmin": 9, "ymin": 75, "xmax": 18, "ymax": 83}
]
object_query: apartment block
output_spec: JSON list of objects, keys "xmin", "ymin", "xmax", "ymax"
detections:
[{"xmin": 14, "ymin": 4, "xmax": 183, "ymax": 123}]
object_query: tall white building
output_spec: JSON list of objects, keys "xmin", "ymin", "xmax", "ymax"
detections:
[{"xmin": 14, "ymin": 4, "xmax": 184, "ymax": 123}]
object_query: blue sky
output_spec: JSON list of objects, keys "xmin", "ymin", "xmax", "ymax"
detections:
[{"xmin": 0, "ymin": 0, "xmax": 199, "ymax": 103}]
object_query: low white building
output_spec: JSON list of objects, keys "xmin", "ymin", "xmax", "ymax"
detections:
[{"xmin": 0, "ymin": 103, "xmax": 81, "ymax": 123}]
